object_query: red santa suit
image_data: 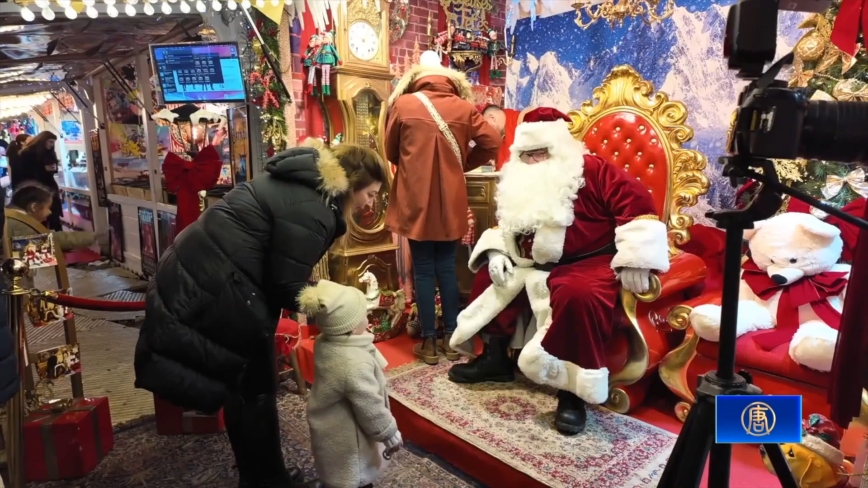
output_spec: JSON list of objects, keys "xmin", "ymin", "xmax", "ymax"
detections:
[{"xmin": 449, "ymin": 109, "xmax": 671, "ymax": 405}]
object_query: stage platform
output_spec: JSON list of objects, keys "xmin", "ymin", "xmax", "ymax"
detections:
[{"xmin": 373, "ymin": 335, "xmax": 868, "ymax": 488}]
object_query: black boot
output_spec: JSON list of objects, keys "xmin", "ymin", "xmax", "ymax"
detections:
[
  {"xmin": 555, "ymin": 390, "xmax": 587, "ymax": 436},
  {"xmin": 226, "ymin": 393, "xmax": 305, "ymax": 487},
  {"xmin": 447, "ymin": 335, "xmax": 514, "ymax": 383}
]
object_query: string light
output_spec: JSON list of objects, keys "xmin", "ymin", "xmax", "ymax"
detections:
[
  {"xmin": 41, "ymin": 7, "xmax": 55, "ymax": 20},
  {"xmin": 160, "ymin": 1, "xmax": 172, "ymax": 14},
  {"xmin": 211, "ymin": 0, "xmax": 222, "ymax": 10},
  {"xmin": 35, "ymin": 0, "xmax": 50, "ymax": 8},
  {"xmin": 195, "ymin": 0, "xmax": 206, "ymax": 12},
  {"xmin": 107, "ymin": 4, "xmax": 118, "ymax": 16},
  {"xmin": 270, "ymin": 0, "xmax": 278, "ymax": 5},
  {"xmin": 143, "ymin": 2, "xmax": 154, "ymax": 14},
  {"xmin": 227, "ymin": 0, "xmax": 237, "ymax": 9},
  {"xmin": 179, "ymin": 0, "xmax": 190, "ymax": 12},
  {"xmin": 255, "ymin": 0, "xmax": 264, "ymax": 7},
  {"xmin": 125, "ymin": 2, "xmax": 136, "ymax": 15},
  {"xmin": 241, "ymin": 0, "xmax": 250, "ymax": 7},
  {"xmin": 64, "ymin": 5, "xmax": 77, "ymax": 18},
  {"xmin": 86, "ymin": 5, "xmax": 98, "ymax": 17},
  {"xmin": 20, "ymin": 6, "xmax": 35, "ymax": 21}
]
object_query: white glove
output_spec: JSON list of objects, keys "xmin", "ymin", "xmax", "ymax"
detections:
[
  {"xmin": 620, "ymin": 267, "xmax": 652, "ymax": 294},
  {"xmin": 487, "ymin": 250, "xmax": 513, "ymax": 287},
  {"xmin": 383, "ymin": 430, "xmax": 403, "ymax": 458}
]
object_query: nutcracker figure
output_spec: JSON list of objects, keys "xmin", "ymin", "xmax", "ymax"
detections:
[
  {"xmin": 315, "ymin": 32, "xmax": 341, "ymax": 96},
  {"xmin": 304, "ymin": 34, "xmax": 321, "ymax": 96}
]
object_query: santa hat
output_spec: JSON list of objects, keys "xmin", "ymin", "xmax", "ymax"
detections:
[
  {"xmin": 799, "ymin": 413, "xmax": 845, "ymax": 467},
  {"xmin": 511, "ymin": 107, "xmax": 578, "ymax": 155}
]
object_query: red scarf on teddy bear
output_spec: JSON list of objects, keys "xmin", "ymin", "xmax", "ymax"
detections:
[{"xmin": 742, "ymin": 259, "xmax": 848, "ymax": 351}]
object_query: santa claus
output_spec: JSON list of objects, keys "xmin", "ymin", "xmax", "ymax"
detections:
[{"xmin": 447, "ymin": 107, "xmax": 671, "ymax": 435}]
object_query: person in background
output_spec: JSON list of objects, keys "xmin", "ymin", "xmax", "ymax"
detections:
[
  {"xmin": 16, "ymin": 132, "xmax": 62, "ymax": 231},
  {"xmin": 7, "ymin": 133, "xmax": 31, "ymax": 189},
  {"xmin": 385, "ymin": 50, "xmax": 502, "ymax": 365},
  {"xmin": 135, "ymin": 139, "xmax": 389, "ymax": 488},
  {"xmin": 0, "ymin": 192, "xmax": 22, "ymax": 406},
  {"xmin": 6, "ymin": 184, "xmax": 103, "ymax": 252},
  {"xmin": 299, "ymin": 280, "xmax": 403, "ymax": 488},
  {"xmin": 482, "ymin": 105, "xmax": 525, "ymax": 171}
]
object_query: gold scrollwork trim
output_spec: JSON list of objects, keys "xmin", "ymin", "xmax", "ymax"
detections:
[
  {"xmin": 659, "ymin": 305, "xmax": 698, "ymax": 411},
  {"xmin": 567, "ymin": 65, "xmax": 710, "ymax": 249},
  {"xmin": 449, "ymin": 51, "xmax": 483, "ymax": 73},
  {"xmin": 612, "ymin": 288, "xmax": 651, "ymax": 386},
  {"xmin": 348, "ymin": 0, "xmax": 382, "ymax": 33},
  {"xmin": 666, "ymin": 304, "xmax": 692, "ymax": 331},
  {"xmin": 605, "ymin": 387, "xmax": 631, "ymax": 414},
  {"xmin": 633, "ymin": 274, "xmax": 661, "ymax": 303}
]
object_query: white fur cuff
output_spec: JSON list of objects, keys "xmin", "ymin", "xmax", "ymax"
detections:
[
  {"xmin": 467, "ymin": 228, "xmax": 508, "ymax": 272},
  {"xmin": 610, "ymin": 218, "xmax": 670, "ymax": 273},
  {"xmin": 517, "ymin": 342, "xmax": 610, "ymax": 404},
  {"xmin": 531, "ymin": 226, "xmax": 566, "ymax": 264}
]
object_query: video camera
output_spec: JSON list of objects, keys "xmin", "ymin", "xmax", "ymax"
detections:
[{"xmin": 724, "ymin": 0, "xmax": 868, "ymax": 164}]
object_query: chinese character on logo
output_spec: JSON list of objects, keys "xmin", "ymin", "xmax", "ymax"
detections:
[{"xmin": 741, "ymin": 402, "xmax": 777, "ymax": 436}]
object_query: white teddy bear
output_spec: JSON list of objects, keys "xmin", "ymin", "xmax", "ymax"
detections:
[{"xmin": 689, "ymin": 212, "xmax": 850, "ymax": 372}]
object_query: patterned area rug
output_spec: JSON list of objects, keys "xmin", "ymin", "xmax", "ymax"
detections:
[
  {"xmin": 388, "ymin": 361, "xmax": 675, "ymax": 488},
  {"xmin": 30, "ymin": 384, "xmax": 481, "ymax": 488}
]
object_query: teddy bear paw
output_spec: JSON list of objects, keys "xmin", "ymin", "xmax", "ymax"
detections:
[
  {"xmin": 690, "ymin": 305, "xmax": 723, "ymax": 342},
  {"xmin": 789, "ymin": 321, "xmax": 837, "ymax": 373}
]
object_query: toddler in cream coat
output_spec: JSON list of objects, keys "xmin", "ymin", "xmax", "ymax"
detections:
[{"xmin": 299, "ymin": 280, "xmax": 403, "ymax": 488}]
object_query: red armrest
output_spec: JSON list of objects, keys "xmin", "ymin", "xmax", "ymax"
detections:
[{"xmin": 657, "ymin": 252, "xmax": 707, "ymax": 299}]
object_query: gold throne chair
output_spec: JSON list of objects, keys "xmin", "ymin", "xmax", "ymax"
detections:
[{"xmin": 566, "ymin": 65, "xmax": 710, "ymax": 413}]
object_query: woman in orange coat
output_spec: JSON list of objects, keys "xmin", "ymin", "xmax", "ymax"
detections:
[{"xmin": 384, "ymin": 55, "xmax": 502, "ymax": 365}]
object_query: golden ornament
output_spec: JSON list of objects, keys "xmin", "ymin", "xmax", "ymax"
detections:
[
  {"xmin": 832, "ymin": 78, "xmax": 868, "ymax": 101},
  {"xmin": 798, "ymin": 14, "xmax": 819, "ymax": 29},
  {"xmin": 816, "ymin": 15, "xmax": 833, "ymax": 37},
  {"xmin": 789, "ymin": 57, "xmax": 815, "ymax": 87},
  {"xmin": 770, "ymin": 158, "xmax": 807, "ymax": 184},
  {"xmin": 795, "ymin": 32, "xmax": 827, "ymax": 61}
]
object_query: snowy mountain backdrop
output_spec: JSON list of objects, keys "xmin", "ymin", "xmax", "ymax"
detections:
[{"xmin": 505, "ymin": 0, "xmax": 806, "ymax": 214}]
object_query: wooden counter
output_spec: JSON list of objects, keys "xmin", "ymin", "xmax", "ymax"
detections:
[{"xmin": 457, "ymin": 172, "xmax": 499, "ymax": 301}]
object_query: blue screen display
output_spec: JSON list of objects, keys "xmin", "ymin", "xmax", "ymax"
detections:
[{"xmin": 151, "ymin": 42, "xmax": 247, "ymax": 104}]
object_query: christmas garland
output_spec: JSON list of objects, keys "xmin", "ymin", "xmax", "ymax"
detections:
[{"xmin": 247, "ymin": 12, "xmax": 290, "ymax": 156}]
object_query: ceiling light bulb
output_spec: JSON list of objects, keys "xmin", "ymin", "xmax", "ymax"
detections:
[
  {"xmin": 227, "ymin": 0, "xmax": 236, "ymax": 8},
  {"xmin": 179, "ymin": 0, "xmax": 190, "ymax": 12},
  {"xmin": 143, "ymin": 2, "xmax": 154, "ymax": 14},
  {"xmin": 125, "ymin": 2, "xmax": 136, "ymax": 14},
  {"xmin": 211, "ymin": 0, "xmax": 221, "ymax": 10},
  {"xmin": 83, "ymin": 0, "xmax": 95, "ymax": 6},
  {"xmin": 57, "ymin": 0, "xmax": 71, "ymax": 7},
  {"xmin": 86, "ymin": 5, "xmax": 98, "ymax": 16},
  {"xmin": 107, "ymin": 4, "xmax": 118, "ymax": 16},
  {"xmin": 64, "ymin": 6, "xmax": 77, "ymax": 18},
  {"xmin": 240, "ymin": 0, "xmax": 250, "ymax": 7},
  {"xmin": 255, "ymin": 0, "xmax": 264, "ymax": 7},
  {"xmin": 20, "ymin": 6, "xmax": 36, "ymax": 21},
  {"xmin": 270, "ymin": 0, "xmax": 278, "ymax": 5},
  {"xmin": 35, "ymin": 0, "xmax": 50, "ymax": 8},
  {"xmin": 42, "ymin": 7, "xmax": 55, "ymax": 20},
  {"xmin": 195, "ymin": 0, "xmax": 206, "ymax": 11},
  {"xmin": 104, "ymin": 0, "xmax": 116, "ymax": 4},
  {"xmin": 127, "ymin": 0, "xmax": 138, "ymax": 4},
  {"xmin": 160, "ymin": 1, "xmax": 171, "ymax": 13}
]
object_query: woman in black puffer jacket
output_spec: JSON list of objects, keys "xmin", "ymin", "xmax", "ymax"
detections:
[{"xmin": 134, "ymin": 139, "xmax": 388, "ymax": 488}]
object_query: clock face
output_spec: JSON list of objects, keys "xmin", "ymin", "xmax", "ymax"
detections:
[{"xmin": 348, "ymin": 21, "xmax": 379, "ymax": 61}]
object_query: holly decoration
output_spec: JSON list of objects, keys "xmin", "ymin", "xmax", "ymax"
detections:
[{"xmin": 247, "ymin": 12, "xmax": 290, "ymax": 154}]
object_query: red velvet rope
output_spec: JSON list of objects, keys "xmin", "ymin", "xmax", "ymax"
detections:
[{"xmin": 38, "ymin": 293, "xmax": 146, "ymax": 312}]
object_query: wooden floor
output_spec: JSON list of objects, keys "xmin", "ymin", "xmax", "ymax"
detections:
[{"xmin": 26, "ymin": 266, "xmax": 152, "ymax": 426}]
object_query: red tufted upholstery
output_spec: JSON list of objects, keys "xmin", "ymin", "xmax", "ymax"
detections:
[{"xmin": 582, "ymin": 113, "xmax": 669, "ymax": 220}]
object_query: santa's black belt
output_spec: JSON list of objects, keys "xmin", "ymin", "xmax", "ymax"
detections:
[{"xmin": 531, "ymin": 242, "xmax": 617, "ymax": 272}]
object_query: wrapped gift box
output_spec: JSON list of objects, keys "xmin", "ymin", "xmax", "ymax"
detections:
[
  {"xmin": 154, "ymin": 396, "xmax": 225, "ymax": 435},
  {"xmin": 24, "ymin": 397, "xmax": 114, "ymax": 481}
]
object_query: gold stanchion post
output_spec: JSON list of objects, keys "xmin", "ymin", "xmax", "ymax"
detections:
[{"xmin": 2, "ymin": 258, "xmax": 30, "ymax": 488}]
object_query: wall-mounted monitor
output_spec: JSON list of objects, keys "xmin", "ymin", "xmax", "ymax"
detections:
[{"xmin": 150, "ymin": 42, "xmax": 247, "ymax": 105}]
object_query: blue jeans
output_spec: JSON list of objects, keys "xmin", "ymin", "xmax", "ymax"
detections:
[{"xmin": 409, "ymin": 240, "xmax": 460, "ymax": 339}]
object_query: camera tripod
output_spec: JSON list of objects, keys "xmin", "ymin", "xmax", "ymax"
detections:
[{"xmin": 656, "ymin": 157, "xmax": 868, "ymax": 488}]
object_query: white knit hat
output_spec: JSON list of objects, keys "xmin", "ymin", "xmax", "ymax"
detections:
[
  {"xmin": 419, "ymin": 50, "xmax": 442, "ymax": 67},
  {"xmin": 297, "ymin": 280, "xmax": 368, "ymax": 336}
]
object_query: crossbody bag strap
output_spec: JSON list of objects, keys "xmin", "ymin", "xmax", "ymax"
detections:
[{"xmin": 413, "ymin": 92, "xmax": 464, "ymax": 167}]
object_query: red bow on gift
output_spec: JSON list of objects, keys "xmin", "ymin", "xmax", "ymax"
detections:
[
  {"xmin": 831, "ymin": 0, "xmax": 868, "ymax": 56},
  {"xmin": 742, "ymin": 259, "xmax": 849, "ymax": 351},
  {"xmin": 162, "ymin": 145, "xmax": 223, "ymax": 233}
]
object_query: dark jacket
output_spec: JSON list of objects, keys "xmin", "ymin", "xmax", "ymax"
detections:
[
  {"xmin": 0, "ymin": 201, "xmax": 22, "ymax": 403},
  {"xmin": 134, "ymin": 139, "xmax": 349, "ymax": 413}
]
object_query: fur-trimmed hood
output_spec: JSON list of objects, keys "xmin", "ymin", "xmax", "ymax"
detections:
[
  {"xmin": 387, "ymin": 64, "xmax": 474, "ymax": 107},
  {"xmin": 265, "ymin": 138, "xmax": 349, "ymax": 198}
]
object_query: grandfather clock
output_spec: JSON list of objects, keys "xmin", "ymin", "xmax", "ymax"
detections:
[{"xmin": 328, "ymin": 0, "xmax": 400, "ymax": 293}]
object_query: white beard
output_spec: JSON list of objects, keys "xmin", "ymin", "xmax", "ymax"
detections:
[{"xmin": 495, "ymin": 155, "xmax": 585, "ymax": 234}]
